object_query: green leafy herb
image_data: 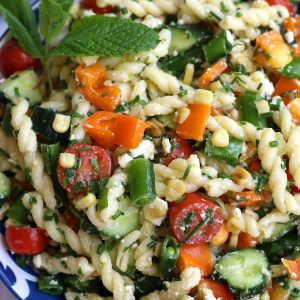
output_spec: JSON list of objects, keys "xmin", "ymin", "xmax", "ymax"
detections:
[
  {"xmin": 147, "ymin": 235, "xmax": 159, "ymax": 249},
  {"xmin": 49, "ymin": 16, "xmax": 159, "ymax": 57},
  {"xmin": 281, "ymin": 57, "xmax": 300, "ymax": 79},
  {"xmin": 39, "ymin": 0, "xmax": 72, "ymax": 41},
  {"xmin": 96, "ymin": 244, "xmax": 105, "ymax": 256},
  {"xmin": 182, "ymin": 211, "xmax": 195, "ymax": 233},
  {"xmin": 112, "ymin": 209, "xmax": 124, "ymax": 220},
  {"xmin": 252, "ymin": 171, "xmax": 269, "ymax": 194},
  {"xmin": 0, "ymin": 3, "xmax": 42, "ymax": 58},
  {"xmin": 114, "ymin": 95, "xmax": 147, "ymax": 113},
  {"xmin": 182, "ymin": 164, "xmax": 191, "ymax": 180}
]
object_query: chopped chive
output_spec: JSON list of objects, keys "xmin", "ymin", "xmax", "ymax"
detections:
[
  {"xmin": 182, "ymin": 164, "xmax": 192, "ymax": 180},
  {"xmin": 269, "ymin": 140, "xmax": 278, "ymax": 147}
]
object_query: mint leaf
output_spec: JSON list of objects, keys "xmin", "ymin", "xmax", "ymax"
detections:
[
  {"xmin": 49, "ymin": 16, "xmax": 159, "ymax": 57},
  {"xmin": 0, "ymin": 0, "xmax": 40, "ymax": 46},
  {"xmin": 281, "ymin": 57, "xmax": 300, "ymax": 79},
  {"xmin": 0, "ymin": 5, "xmax": 42, "ymax": 58},
  {"xmin": 39, "ymin": 0, "xmax": 73, "ymax": 41}
]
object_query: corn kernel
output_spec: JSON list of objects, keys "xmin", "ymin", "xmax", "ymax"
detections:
[
  {"xmin": 176, "ymin": 107, "xmax": 190, "ymax": 124},
  {"xmin": 231, "ymin": 166, "xmax": 251, "ymax": 185},
  {"xmin": 183, "ymin": 63, "xmax": 195, "ymax": 86},
  {"xmin": 76, "ymin": 193, "xmax": 97, "ymax": 209},
  {"xmin": 59, "ymin": 153, "xmax": 76, "ymax": 169},
  {"xmin": 164, "ymin": 179, "xmax": 185, "ymax": 202},
  {"xmin": 255, "ymin": 100, "xmax": 270, "ymax": 114},
  {"xmin": 52, "ymin": 114, "xmax": 71, "ymax": 133},
  {"xmin": 193, "ymin": 89, "xmax": 213, "ymax": 105},
  {"xmin": 211, "ymin": 128, "xmax": 229, "ymax": 147},
  {"xmin": 209, "ymin": 80, "xmax": 222, "ymax": 91}
]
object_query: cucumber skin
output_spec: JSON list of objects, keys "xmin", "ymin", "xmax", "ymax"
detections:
[
  {"xmin": 0, "ymin": 172, "xmax": 11, "ymax": 199},
  {"xmin": 262, "ymin": 221, "xmax": 295, "ymax": 243},
  {"xmin": 216, "ymin": 249, "xmax": 271, "ymax": 299}
]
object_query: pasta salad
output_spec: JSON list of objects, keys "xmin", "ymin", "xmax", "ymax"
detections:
[{"xmin": 1, "ymin": 0, "xmax": 300, "ymax": 299}]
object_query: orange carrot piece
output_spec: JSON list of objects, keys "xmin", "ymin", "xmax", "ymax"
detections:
[
  {"xmin": 176, "ymin": 104, "xmax": 211, "ymax": 141},
  {"xmin": 254, "ymin": 30, "xmax": 292, "ymax": 68},
  {"xmin": 228, "ymin": 191, "xmax": 271, "ymax": 208},
  {"xmin": 237, "ymin": 232, "xmax": 258, "ymax": 249},
  {"xmin": 178, "ymin": 243, "xmax": 213, "ymax": 277},
  {"xmin": 269, "ymin": 281, "xmax": 290, "ymax": 300},
  {"xmin": 200, "ymin": 279, "xmax": 234, "ymax": 300},
  {"xmin": 282, "ymin": 258, "xmax": 300, "ymax": 280},
  {"xmin": 198, "ymin": 59, "xmax": 227, "ymax": 88},
  {"xmin": 114, "ymin": 114, "xmax": 149, "ymax": 149},
  {"xmin": 83, "ymin": 111, "xmax": 117, "ymax": 149},
  {"xmin": 273, "ymin": 76, "xmax": 300, "ymax": 105},
  {"xmin": 75, "ymin": 63, "xmax": 122, "ymax": 111}
]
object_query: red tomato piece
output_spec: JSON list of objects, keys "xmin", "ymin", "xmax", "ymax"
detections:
[
  {"xmin": 237, "ymin": 232, "xmax": 258, "ymax": 249},
  {"xmin": 163, "ymin": 134, "xmax": 192, "ymax": 165},
  {"xmin": 57, "ymin": 143, "xmax": 111, "ymax": 194},
  {"xmin": 5, "ymin": 226, "xmax": 49, "ymax": 254},
  {"xmin": 199, "ymin": 279, "xmax": 234, "ymax": 300},
  {"xmin": 80, "ymin": 0, "xmax": 113, "ymax": 14},
  {"xmin": 0, "ymin": 40, "xmax": 40, "ymax": 77},
  {"xmin": 169, "ymin": 193, "xmax": 223, "ymax": 244},
  {"xmin": 287, "ymin": 167, "xmax": 300, "ymax": 194},
  {"xmin": 266, "ymin": 0, "xmax": 294, "ymax": 14},
  {"xmin": 62, "ymin": 210, "xmax": 79, "ymax": 232}
]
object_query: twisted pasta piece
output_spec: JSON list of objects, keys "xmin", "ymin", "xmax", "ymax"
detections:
[
  {"xmin": 70, "ymin": 90, "xmax": 93, "ymax": 141},
  {"xmin": 258, "ymin": 128, "xmax": 300, "ymax": 214},
  {"xmin": 11, "ymin": 99, "xmax": 57, "ymax": 209},
  {"xmin": 258, "ymin": 210, "xmax": 290, "ymax": 239},
  {"xmin": 273, "ymin": 106, "xmax": 300, "ymax": 188},
  {"xmin": 134, "ymin": 219, "xmax": 158, "ymax": 276},
  {"xmin": 141, "ymin": 267, "xmax": 201, "ymax": 300},
  {"xmin": 41, "ymin": 90, "xmax": 71, "ymax": 112},
  {"xmin": 207, "ymin": 116, "xmax": 258, "ymax": 144},
  {"xmin": 0, "ymin": 203, "xmax": 9, "ymax": 221},
  {"xmin": 144, "ymin": 96, "xmax": 185, "ymax": 116},
  {"xmin": 99, "ymin": 251, "xmax": 135, "ymax": 300},
  {"xmin": 101, "ymin": 0, "xmax": 182, "ymax": 18},
  {"xmin": 33, "ymin": 252, "xmax": 95, "ymax": 277},
  {"xmin": 22, "ymin": 192, "xmax": 99, "ymax": 255},
  {"xmin": 86, "ymin": 170, "xmax": 127, "ymax": 228},
  {"xmin": 225, "ymin": 206, "xmax": 260, "ymax": 238},
  {"xmin": 155, "ymin": 155, "xmax": 255, "ymax": 198},
  {"xmin": 116, "ymin": 230, "xmax": 141, "ymax": 273}
]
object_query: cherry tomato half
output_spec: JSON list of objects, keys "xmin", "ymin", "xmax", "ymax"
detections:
[
  {"xmin": 169, "ymin": 193, "xmax": 223, "ymax": 244},
  {"xmin": 6, "ymin": 226, "xmax": 50, "ymax": 254},
  {"xmin": 199, "ymin": 279, "xmax": 234, "ymax": 300},
  {"xmin": 57, "ymin": 143, "xmax": 111, "ymax": 194},
  {"xmin": 80, "ymin": 0, "xmax": 113, "ymax": 14},
  {"xmin": 0, "ymin": 40, "xmax": 41, "ymax": 77},
  {"xmin": 266, "ymin": 0, "xmax": 294, "ymax": 14},
  {"xmin": 163, "ymin": 134, "xmax": 192, "ymax": 165}
]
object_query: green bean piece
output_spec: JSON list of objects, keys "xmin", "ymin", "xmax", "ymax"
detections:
[{"xmin": 128, "ymin": 158, "xmax": 156, "ymax": 207}]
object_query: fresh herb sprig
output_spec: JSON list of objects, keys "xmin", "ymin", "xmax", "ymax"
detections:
[{"xmin": 0, "ymin": 0, "xmax": 159, "ymax": 91}]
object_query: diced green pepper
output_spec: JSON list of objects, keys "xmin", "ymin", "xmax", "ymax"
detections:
[
  {"xmin": 128, "ymin": 158, "xmax": 156, "ymax": 207},
  {"xmin": 203, "ymin": 36, "xmax": 227, "ymax": 64},
  {"xmin": 40, "ymin": 143, "xmax": 61, "ymax": 175},
  {"xmin": 239, "ymin": 92, "xmax": 267, "ymax": 128},
  {"xmin": 205, "ymin": 136, "xmax": 243, "ymax": 165}
]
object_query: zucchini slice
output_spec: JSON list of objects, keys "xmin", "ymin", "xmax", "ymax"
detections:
[
  {"xmin": 101, "ymin": 197, "xmax": 140, "ymax": 238},
  {"xmin": 216, "ymin": 248, "xmax": 271, "ymax": 299},
  {"xmin": 0, "ymin": 70, "xmax": 42, "ymax": 105}
]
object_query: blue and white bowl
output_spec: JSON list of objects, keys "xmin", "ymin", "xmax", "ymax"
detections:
[{"xmin": 0, "ymin": 2, "xmax": 62, "ymax": 298}]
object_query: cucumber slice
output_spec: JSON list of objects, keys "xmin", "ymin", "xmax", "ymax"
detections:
[
  {"xmin": 216, "ymin": 248, "xmax": 271, "ymax": 299},
  {"xmin": 168, "ymin": 24, "xmax": 212, "ymax": 55},
  {"xmin": 169, "ymin": 28, "xmax": 198, "ymax": 55},
  {"xmin": 262, "ymin": 221, "xmax": 295, "ymax": 243},
  {"xmin": 156, "ymin": 113, "xmax": 175, "ymax": 129},
  {"xmin": 109, "ymin": 241, "xmax": 136, "ymax": 277},
  {"xmin": 0, "ymin": 172, "xmax": 11, "ymax": 199},
  {"xmin": 101, "ymin": 197, "xmax": 140, "ymax": 238},
  {"xmin": 0, "ymin": 70, "xmax": 42, "ymax": 106}
]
